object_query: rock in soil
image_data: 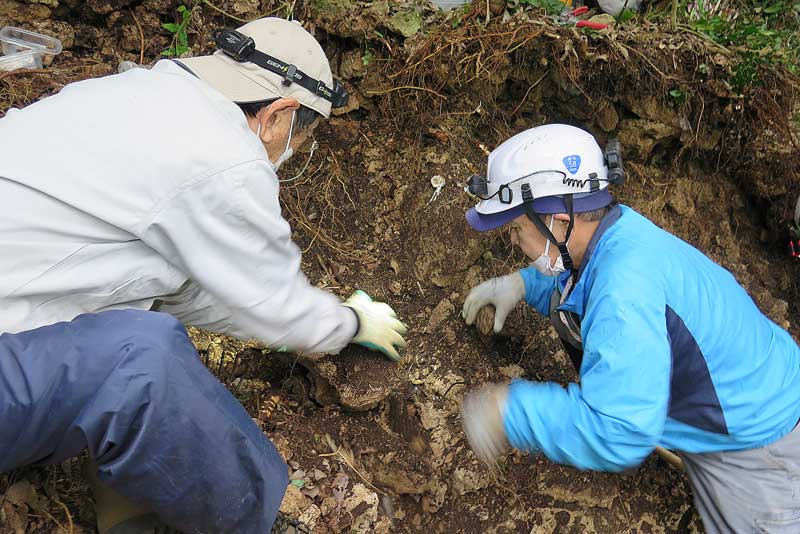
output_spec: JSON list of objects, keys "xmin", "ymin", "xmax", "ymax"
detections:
[{"xmin": 476, "ymin": 304, "xmax": 496, "ymax": 336}]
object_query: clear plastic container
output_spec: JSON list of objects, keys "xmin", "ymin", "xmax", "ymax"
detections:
[
  {"xmin": 0, "ymin": 48, "xmax": 43, "ymax": 71},
  {"xmin": 0, "ymin": 26, "xmax": 62, "ymax": 72},
  {"xmin": 0, "ymin": 26, "xmax": 62, "ymax": 56},
  {"xmin": 431, "ymin": 0, "xmax": 469, "ymax": 9}
]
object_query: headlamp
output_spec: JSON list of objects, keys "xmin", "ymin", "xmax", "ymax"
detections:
[
  {"xmin": 216, "ymin": 29, "xmax": 255, "ymax": 62},
  {"xmin": 604, "ymin": 138, "xmax": 625, "ymax": 185},
  {"xmin": 466, "ymin": 174, "xmax": 515, "ymax": 204},
  {"xmin": 467, "ymin": 174, "xmax": 489, "ymax": 197}
]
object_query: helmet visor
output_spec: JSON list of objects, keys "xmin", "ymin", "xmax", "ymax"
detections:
[{"xmin": 465, "ymin": 190, "xmax": 613, "ymax": 232}]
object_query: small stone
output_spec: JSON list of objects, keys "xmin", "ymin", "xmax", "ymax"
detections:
[
  {"xmin": 499, "ymin": 364, "xmax": 525, "ymax": 380},
  {"xmin": 451, "ymin": 467, "xmax": 491, "ymax": 496},
  {"xmin": 4, "ymin": 480, "xmax": 36, "ymax": 507},
  {"xmin": 343, "ymin": 484, "xmax": 380, "ymax": 532},
  {"xmin": 426, "ymin": 298, "xmax": 454, "ymax": 333},
  {"xmin": 595, "ymin": 99, "xmax": 619, "ymax": 132},
  {"xmin": 228, "ymin": 0, "xmax": 258, "ymax": 15},
  {"xmin": 279, "ymin": 485, "xmax": 311, "ymax": 517},
  {"xmin": 476, "ymin": 305, "xmax": 495, "ymax": 336},
  {"xmin": 298, "ymin": 503, "xmax": 321, "ymax": 528},
  {"xmin": 117, "ymin": 60, "xmax": 139, "ymax": 73},
  {"xmin": 86, "ymin": 0, "xmax": 136, "ymax": 15}
]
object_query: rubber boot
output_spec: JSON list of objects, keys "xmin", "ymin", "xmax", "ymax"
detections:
[{"xmin": 84, "ymin": 460, "xmax": 179, "ymax": 534}]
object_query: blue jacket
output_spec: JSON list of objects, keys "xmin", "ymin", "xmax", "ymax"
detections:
[{"xmin": 507, "ymin": 205, "xmax": 800, "ymax": 471}]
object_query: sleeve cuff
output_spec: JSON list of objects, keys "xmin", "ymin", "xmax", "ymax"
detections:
[{"xmin": 503, "ymin": 379, "xmax": 545, "ymax": 452}]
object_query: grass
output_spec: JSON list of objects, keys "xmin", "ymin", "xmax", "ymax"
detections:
[{"xmin": 654, "ymin": 0, "xmax": 800, "ymax": 91}]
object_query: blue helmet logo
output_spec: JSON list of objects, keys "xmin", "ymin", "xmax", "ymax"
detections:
[{"xmin": 563, "ymin": 155, "xmax": 581, "ymax": 175}]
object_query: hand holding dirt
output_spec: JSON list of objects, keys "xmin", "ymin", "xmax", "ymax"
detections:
[
  {"xmin": 476, "ymin": 305, "xmax": 496, "ymax": 337},
  {"xmin": 462, "ymin": 272, "xmax": 526, "ymax": 334}
]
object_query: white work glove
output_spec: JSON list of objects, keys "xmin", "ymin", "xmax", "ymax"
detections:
[
  {"xmin": 462, "ymin": 272, "xmax": 526, "ymax": 334},
  {"xmin": 342, "ymin": 290, "xmax": 408, "ymax": 362},
  {"xmin": 461, "ymin": 382, "xmax": 511, "ymax": 471}
]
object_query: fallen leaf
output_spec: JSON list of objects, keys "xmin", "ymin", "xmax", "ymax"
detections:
[{"xmin": 5, "ymin": 481, "xmax": 35, "ymax": 507}]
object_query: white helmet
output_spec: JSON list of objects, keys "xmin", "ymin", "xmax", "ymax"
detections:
[
  {"xmin": 465, "ymin": 124, "xmax": 624, "ymax": 273},
  {"xmin": 465, "ymin": 124, "xmax": 623, "ymax": 233}
]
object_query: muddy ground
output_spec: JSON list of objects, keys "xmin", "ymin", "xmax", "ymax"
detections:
[{"xmin": 2, "ymin": 0, "xmax": 799, "ymax": 532}]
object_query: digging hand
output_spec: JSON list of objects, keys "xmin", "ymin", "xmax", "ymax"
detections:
[
  {"xmin": 461, "ymin": 382, "xmax": 510, "ymax": 471},
  {"xmin": 462, "ymin": 272, "xmax": 525, "ymax": 334},
  {"xmin": 342, "ymin": 290, "xmax": 408, "ymax": 362}
]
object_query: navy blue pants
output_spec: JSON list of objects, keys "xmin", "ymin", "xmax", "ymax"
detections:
[{"xmin": 0, "ymin": 310, "xmax": 288, "ymax": 533}]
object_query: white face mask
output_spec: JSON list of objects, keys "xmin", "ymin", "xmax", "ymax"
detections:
[
  {"xmin": 257, "ymin": 110, "xmax": 295, "ymax": 172},
  {"xmin": 531, "ymin": 215, "xmax": 567, "ymax": 276}
]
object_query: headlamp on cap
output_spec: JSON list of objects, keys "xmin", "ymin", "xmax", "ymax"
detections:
[
  {"xmin": 467, "ymin": 174, "xmax": 488, "ymax": 197},
  {"xmin": 215, "ymin": 28, "xmax": 349, "ymax": 109},
  {"xmin": 467, "ymin": 174, "xmax": 514, "ymax": 204},
  {"xmin": 603, "ymin": 138, "xmax": 625, "ymax": 185},
  {"xmin": 217, "ymin": 29, "xmax": 256, "ymax": 62}
]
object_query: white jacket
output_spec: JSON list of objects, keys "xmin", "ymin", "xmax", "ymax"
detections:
[{"xmin": 0, "ymin": 60, "xmax": 356, "ymax": 353}]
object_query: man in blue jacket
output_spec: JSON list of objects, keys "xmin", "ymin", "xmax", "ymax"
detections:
[{"xmin": 460, "ymin": 124, "xmax": 800, "ymax": 532}]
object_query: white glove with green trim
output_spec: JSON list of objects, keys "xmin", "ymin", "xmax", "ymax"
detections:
[
  {"xmin": 342, "ymin": 290, "xmax": 408, "ymax": 362},
  {"xmin": 462, "ymin": 272, "xmax": 526, "ymax": 334},
  {"xmin": 461, "ymin": 382, "xmax": 511, "ymax": 472}
]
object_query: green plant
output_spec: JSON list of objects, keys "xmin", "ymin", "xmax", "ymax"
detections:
[
  {"xmin": 362, "ymin": 49, "xmax": 374, "ymax": 66},
  {"xmin": 682, "ymin": 0, "xmax": 800, "ymax": 91},
  {"xmin": 162, "ymin": 5, "xmax": 195, "ymax": 57},
  {"xmin": 517, "ymin": 0, "xmax": 565, "ymax": 15},
  {"xmin": 789, "ymin": 222, "xmax": 800, "ymax": 241},
  {"xmin": 669, "ymin": 88, "xmax": 686, "ymax": 103},
  {"xmin": 449, "ymin": 3, "xmax": 472, "ymax": 28},
  {"xmin": 618, "ymin": 8, "xmax": 638, "ymax": 22}
]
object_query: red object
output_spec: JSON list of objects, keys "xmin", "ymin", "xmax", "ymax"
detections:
[
  {"xmin": 790, "ymin": 240, "xmax": 798, "ymax": 257},
  {"xmin": 576, "ymin": 20, "xmax": 609, "ymax": 29},
  {"xmin": 558, "ymin": 6, "xmax": 609, "ymax": 30}
]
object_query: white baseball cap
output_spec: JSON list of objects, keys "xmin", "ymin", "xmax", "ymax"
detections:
[{"xmin": 179, "ymin": 18, "xmax": 338, "ymax": 117}]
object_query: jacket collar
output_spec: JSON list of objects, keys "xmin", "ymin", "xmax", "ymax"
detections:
[{"xmin": 559, "ymin": 203, "xmax": 622, "ymax": 315}]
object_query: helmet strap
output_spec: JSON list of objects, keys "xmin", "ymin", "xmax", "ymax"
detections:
[{"xmin": 520, "ymin": 185, "xmax": 577, "ymax": 278}]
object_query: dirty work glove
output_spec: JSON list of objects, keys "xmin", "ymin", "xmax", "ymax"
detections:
[
  {"xmin": 342, "ymin": 290, "xmax": 408, "ymax": 362},
  {"xmin": 461, "ymin": 383, "xmax": 510, "ymax": 472},
  {"xmin": 462, "ymin": 272, "xmax": 525, "ymax": 334}
]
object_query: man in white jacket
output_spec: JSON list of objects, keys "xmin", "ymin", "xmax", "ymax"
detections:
[{"xmin": 0, "ymin": 17, "xmax": 406, "ymax": 534}]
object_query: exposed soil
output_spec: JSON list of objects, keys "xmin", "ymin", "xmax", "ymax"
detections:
[{"xmin": 2, "ymin": 0, "xmax": 799, "ymax": 533}]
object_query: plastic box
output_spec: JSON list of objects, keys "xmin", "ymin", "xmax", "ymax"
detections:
[
  {"xmin": 431, "ymin": 0, "xmax": 469, "ymax": 9},
  {"xmin": 0, "ymin": 26, "xmax": 62, "ymax": 72},
  {"xmin": 0, "ymin": 48, "xmax": 43, "ymax": 70},
  {"xmin": 0, "ymin": 26, "xmax": 62, "ymax": 56}
]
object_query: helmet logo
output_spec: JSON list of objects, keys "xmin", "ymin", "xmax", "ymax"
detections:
[{"xmin": 563, "ymin": 155, "xmax": 581, "ymax": 175}]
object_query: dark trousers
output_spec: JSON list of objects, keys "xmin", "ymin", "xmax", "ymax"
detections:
[{"xmin": 0, "ymin": 310, "xmax": 287, "ymax": 533}]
